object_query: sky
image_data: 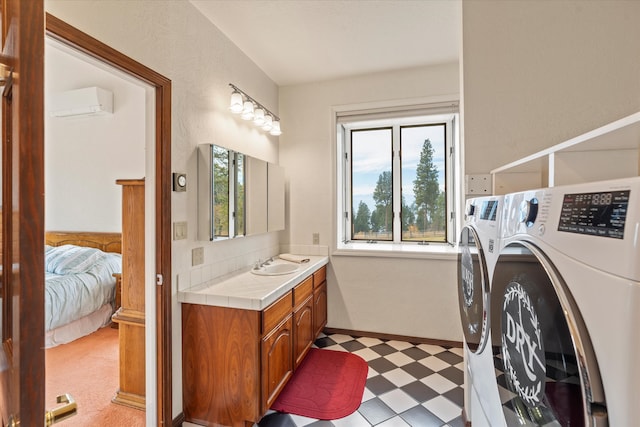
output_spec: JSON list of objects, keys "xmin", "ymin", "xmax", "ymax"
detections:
[{"xmin": 351, "ymin": 124, "xmax": 446, "ymax": 214}]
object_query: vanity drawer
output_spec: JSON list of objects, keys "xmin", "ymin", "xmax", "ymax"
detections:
[
  {"xmin": 262, "ymin": 291, "xmax": 292, "ymax": 333},
  {"xmin": 293, "ymin": 276, "xmax": 313, "ymax": 308},
  {"xmin": 313, "ymin": 265, "xmax": 326, "ymax": 287}
]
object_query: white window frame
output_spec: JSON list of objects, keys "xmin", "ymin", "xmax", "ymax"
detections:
[{"xmin": 333, "ymin": 98, "xmax": 462, "ymax": 258}]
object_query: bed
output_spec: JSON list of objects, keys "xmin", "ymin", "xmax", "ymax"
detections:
[{"xmin": 44, "ymin": 231, "xmax": 123, "ymax": 348}]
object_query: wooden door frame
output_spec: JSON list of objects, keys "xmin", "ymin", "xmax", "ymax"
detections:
[
  {"xmin": 44, "ymin": 14, "xmax": 173, "ymax": 425},
  {"xmin": 1, "ymin": 1, "xmax": 45, "ymax": 426}
]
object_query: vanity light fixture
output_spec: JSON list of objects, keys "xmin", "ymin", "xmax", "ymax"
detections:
[
  {"xmin": 229, "ymin": 89, "xmax": 243, "ymax": 114},
  {"xmin": 270, "ymin": 120, "xmax": 281, "ymax": 136},
  {"xmin": 228, "ymin": 83, "xmax": 282, "ymax": 136},
  {"xmin": 253, "ymin": 107, "xmax": 265, "ymax": 126},
  {"xmin": 261, "ymin": 115, "xmax": 273, "ymax": 131},
  {"xmin": 241, "ymin": 100, "xmax": 254, "ymax": 120}
]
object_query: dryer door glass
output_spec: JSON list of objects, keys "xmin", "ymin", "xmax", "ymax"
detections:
[
  {"xmin": 457, "ymin": 226, "xmax": 490, "ymax": 353},
  {"xmin": 491, "ymin": 242, "xmax": 607, "ymax": 427}
]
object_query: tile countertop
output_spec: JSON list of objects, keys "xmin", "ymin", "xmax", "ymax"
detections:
[{"xmin": 178, "ymin": 255, "xmax": 329, "ymax": 311}]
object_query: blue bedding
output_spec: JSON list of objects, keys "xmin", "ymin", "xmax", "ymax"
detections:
[{"xmin": 45, "ymin": 244, "xmax": 122, "ymax": 331}]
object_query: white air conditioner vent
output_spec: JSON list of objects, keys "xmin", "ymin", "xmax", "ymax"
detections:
[{"xmin": 49, "ymin": 86, "xmax": 113, "ymax": 117}]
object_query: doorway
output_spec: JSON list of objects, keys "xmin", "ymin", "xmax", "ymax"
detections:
[
  {"xmin": 45, "ymin": 13, "xmax": 172, "ymax": 426},
  {"xmin": 44, "ymin": 35, "xmax": 148, "ymax": 425}
]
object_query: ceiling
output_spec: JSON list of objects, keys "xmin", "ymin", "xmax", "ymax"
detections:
[{"xmin": 190, "ymin": 0, "xmax": 461, "ymax": 87}]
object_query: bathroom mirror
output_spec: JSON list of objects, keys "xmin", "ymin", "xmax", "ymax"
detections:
[
  {"xmin": 198, "ymin": 144, "xmax": 284, "ymax": 241},
  {"xmin": 234, "ymin": 151, "xmax": 246, "ymax": 237},
  {"xmin": 246, "ymin": 157, "xmax": 268, "ymax": 235},
  {"xmin": 211, "ymin": 144, "xmax": 230, "ymax": 238},
  {"xmin": 268, "ymin": 163, "xmax": 285, "ymax": 231}
]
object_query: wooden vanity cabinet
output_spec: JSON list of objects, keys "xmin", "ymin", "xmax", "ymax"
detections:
[
  {"xmin": 182, "ymin": 304, "xmax": 261, "ymax": 426},
  {"xmin": 182, "ymin": 265, "xmax": 327, "ymax": 427},
  {"xmin": 293, "ymin": 276, "xmax": 314, "ymax": 369},
  {"xmin": 261, "ymin": 292, "xmax": 294, "ymax": 413},
  {"xmin": 313, "ymin": 266, "xmax": 328, "ymax": 338}
]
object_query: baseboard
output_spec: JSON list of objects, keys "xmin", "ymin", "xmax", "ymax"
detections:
[
  {"xmin": 172, "ymin": 412, "xmax": 185, "ymax": 426},
  {"xmin": 322, "ymin": 327, "xmax": 463, "ymax": 348}
]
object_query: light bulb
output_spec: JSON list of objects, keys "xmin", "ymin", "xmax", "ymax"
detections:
[
  {"xmin": 229, "ymin": 91, "xmax": 243, "ymax": 114},
  {"xmin": 262, "ymin": 115, "xmax": 273, "ymax": 131},
  {"xmin": 241, "ymin": 101, "xmax": 254, "ymax": 120},
  {"xmin": 270, "ymin": 120, "xmax": 282, "ymax": 136},
  {"xmin": 253, "ymin": 108, "xmax": 265, "ymax": 126}
]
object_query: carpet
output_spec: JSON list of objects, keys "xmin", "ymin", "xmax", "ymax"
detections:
[
  {"xmin": 271, "ymin": 348, "xmax": 368, "ymax": 420},
  {"xmin": 45, "ymin": 327, "xmax": 145, "ymax": 427}
]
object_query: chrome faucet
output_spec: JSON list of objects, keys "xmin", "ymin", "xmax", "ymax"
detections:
[{"xmin": 253, "ymin": 257, "xmax": 274, "ymax": 269}]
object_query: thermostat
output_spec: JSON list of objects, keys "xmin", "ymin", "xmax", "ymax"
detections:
[{"xmin": 173, "ymin": 173, "xmax": 187, "ymax": 192}]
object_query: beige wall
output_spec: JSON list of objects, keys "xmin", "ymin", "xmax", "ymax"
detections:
[
  {"xmin": 462, "ymin": 0, "xmax": 640, "ymax": 175},
  {"xmin": 279, "ymin": 63, "xmax": 462, "ymax": 341}
]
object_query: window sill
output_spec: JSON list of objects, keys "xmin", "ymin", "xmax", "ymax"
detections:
[{"xmin": 333, "ymin": 241, "xmax": 459, "ymax": 261}]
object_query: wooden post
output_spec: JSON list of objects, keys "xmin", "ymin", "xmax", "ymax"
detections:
[{"xmin": 111, "ymin": 179, "xmax": 146, "ymax": 410}]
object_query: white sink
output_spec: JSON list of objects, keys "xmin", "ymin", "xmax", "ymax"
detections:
[{"xmin": 251, "ymin": 263, "xmax": 299, "ymax": 276}]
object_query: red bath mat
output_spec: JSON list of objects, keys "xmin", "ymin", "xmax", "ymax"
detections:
[{"xmin": 271, "ymin": 348, "xmax": 368, "ymax": 420}]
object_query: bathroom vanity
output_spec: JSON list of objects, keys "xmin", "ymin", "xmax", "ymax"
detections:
[{"xmin": 179, "ymin": 257, "xmax": 328, "ymax": 426}]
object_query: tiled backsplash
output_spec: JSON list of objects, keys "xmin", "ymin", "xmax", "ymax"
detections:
[{"xmin": 177, "ymin": 238, "xmax": 328, "ymax": 292}]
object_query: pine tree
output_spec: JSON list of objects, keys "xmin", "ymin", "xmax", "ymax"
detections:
[
  {"xmin": 213, "ymin": 146, "xmax": 230, "ymax": 236},
  {"xmin": 353, "ymin": 201, "xmax": 372, "ymax": 235},
  {"xmin": 413, "ymin": 139, "xmax": 440, "ymax": 232},
  {"xmin": 372, "ymin": 171, "xmax": 393, "ymax": 233}
]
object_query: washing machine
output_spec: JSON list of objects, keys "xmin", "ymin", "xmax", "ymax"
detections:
[
  {"xmin": 457, "ymin": 194, "xmax": 506, "ymax": 427},
  {"xmin": 488, "ymin": 177, "xmax": 640, "ymax": 426}
]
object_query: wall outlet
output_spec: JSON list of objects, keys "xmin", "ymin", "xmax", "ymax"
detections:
[
  {"xmin": 312, "ymin": 232, "xmax": 320, "ymax": 245},
  {"xmin": 192, "ymin": 247, "xmax": 204, "ymax": 266},
  {"xmin": 173, "ymin": 221, "xmax": 187, "ymax": 240}
]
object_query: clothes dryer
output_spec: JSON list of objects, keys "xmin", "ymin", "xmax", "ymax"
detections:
[
  {"xmin": 489, "ymin": 177, "xmax": 640, "ymax": 426},
  {"xmin": 457, "ymin": 195, "xmax": 505, "ymax": 427}
]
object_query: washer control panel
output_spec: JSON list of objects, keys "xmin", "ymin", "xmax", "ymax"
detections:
[
  {"xmin": 558, "ymin": 190, "xmax": 630, "ymax": 239},
  {"xmin": 480, "ymin": 199, "xmax": 499, "ymax": 221},
  {"xmin": 518, "ymin": 198, "xmax": 539, "ymax": 227}
]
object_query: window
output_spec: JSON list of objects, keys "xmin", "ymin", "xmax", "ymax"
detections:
[{"xmin": 337, "ymin": 103, "xmax": 460, "ymax": 249}]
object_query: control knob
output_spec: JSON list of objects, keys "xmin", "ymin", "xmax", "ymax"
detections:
[
  {"xmin": 518, "ymin": 198, "xmax": 538, "ymax": 227},
  {"xmin": 467, "ymin": 204, "xmax": 476, "ymax": 217}
]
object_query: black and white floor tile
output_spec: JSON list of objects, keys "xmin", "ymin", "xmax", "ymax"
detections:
[
  {"xmin": 258, "ymin": 332, "xmax": 466, "ymax": 427},
  {"xmin": 493, "ymin": 351, "xmax": 583, "ymax": 427}
]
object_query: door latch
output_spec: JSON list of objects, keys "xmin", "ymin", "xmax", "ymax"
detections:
[{"xmin": 45, "ymin": 393, "xmax": 77, "ymax": 426}]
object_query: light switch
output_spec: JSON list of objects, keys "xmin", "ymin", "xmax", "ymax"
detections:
[
  {"xmin": 192, "ymin": 247, "xmax": 204, "ymax": 266},
  {"xmin": 173, "ymin": 221, "xmax": 187, "ymax": 240}
]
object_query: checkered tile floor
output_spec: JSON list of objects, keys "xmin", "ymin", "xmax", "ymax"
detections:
[
  {"xmin": 493, "ymin": 351, "xmax": 583, "ymax": 426},
  {"xmin": 257, "ymin": 332, "xmax": 466, "ymax": 427}
]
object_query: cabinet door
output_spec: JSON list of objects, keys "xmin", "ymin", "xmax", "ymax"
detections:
[
  {"xmin": 313, "ymin": 281, "xmax": 328, "ymax": 337},
  {"xmin": 293, "ymin": 294, "xmax": 314, "ymax": 369},
  {"xmin": 261, "ymin": 315, "xmax": 293, "ymax": 412}
]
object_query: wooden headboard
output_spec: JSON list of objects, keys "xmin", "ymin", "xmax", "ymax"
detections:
[{"xmin": 45, "ymin": 231, "xmax": 122, "ymax": 254}]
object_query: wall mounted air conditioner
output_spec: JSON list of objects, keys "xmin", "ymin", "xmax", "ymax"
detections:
[{"xmin": 49, "ymin": 86, "xmax": 113, "ymax": 117}]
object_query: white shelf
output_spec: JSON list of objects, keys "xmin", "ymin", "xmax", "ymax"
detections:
[{"xmin": 491, "ymin": 111, "xmax": 640, "ymax": 194}]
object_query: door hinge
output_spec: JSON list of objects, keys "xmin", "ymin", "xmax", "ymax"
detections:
[{"xmin": 156, "ymin": 274, "xmax": 164, "ymax": 286}]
